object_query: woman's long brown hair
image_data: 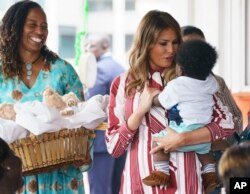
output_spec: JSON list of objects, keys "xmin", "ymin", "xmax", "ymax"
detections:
[{"xmin": 126, "ymin": 10, "xmax": 182, "ymax": 96}]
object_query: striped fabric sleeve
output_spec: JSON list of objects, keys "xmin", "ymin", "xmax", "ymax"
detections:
[
  {"xmin": 214, "ymin": 75, "xmax": 243, "ymax": 133},
  {"xmin": 206, "ymin": 95, "xmax": 236, "ymax": 141},
  {"xmin": 106, "ymin": 73, "xmax": 137, "ymax": 158}
]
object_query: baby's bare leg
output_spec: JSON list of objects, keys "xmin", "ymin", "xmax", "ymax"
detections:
[{"xmin": 142, "ymin": 141, "xmax": 171, "ymax": 186}]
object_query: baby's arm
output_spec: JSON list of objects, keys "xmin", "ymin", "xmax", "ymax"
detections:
[{"xmin": 153, "ymin": 94, "xmax": 161, "ymax": 107}]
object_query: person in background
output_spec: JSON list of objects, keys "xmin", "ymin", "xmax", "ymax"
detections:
[
  {"xmin": 106, "ymin": 10, "xmax": 235, "ymax": 194},
  {"xmin": 142, "ymin": 40, "xmax": 221, "ymax": 194},
  {"xmin": 0, "ymin": 138, "xmax": 23, "ymax": 194},
  {"xmin": 181, "ymin": 25, "xmax": 205, "ymax": 42},
  {"xmin": 218, "ymin": 141, "xmax": 250, "ymax": 194},
  {"xmin": 84, "ymin": 34, "xmax": 126, "ymax": 194},
  {"xmin": 0, "ymin": 1, "xmax": 90, "ymax": 193}
]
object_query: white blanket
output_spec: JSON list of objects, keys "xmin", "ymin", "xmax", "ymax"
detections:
[
  {"xmin": 14, "ymin": 95, "xmax": 108, "ymax": 135},
  {"xmin": 0, "ymin": 118, "xmax": 28, "ymax": 144}
]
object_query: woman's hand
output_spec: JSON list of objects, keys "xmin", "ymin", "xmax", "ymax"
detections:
[
  {"xmin": 150, "ymin": 127, "xmax": 185, "ymax": 154},
  {"xmin": 137, "ymin": 82, "xmax": 160, "ymax": 115},
  {"xmin": 127, "ymin": 82, "xmax": 160, "ymax": 131}
]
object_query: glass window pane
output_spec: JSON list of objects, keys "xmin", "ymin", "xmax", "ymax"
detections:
[
  {"xmin": 125, "ymin": 0, "xmax": 135, "ymax": 11},
  {"xmin": 89, "ymin": 0, "xmax": 112, "ymax": 12},
  {"xmin": 59, "ymin": 26, "xmax": 76, "ymax": 59},
  {"xmin": 125, "ymin": 34, "xmax": 133, "ymax": 51}
]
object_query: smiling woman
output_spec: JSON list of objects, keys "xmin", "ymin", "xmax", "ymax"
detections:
[{"xmin": 0, "ymin": 1, "xmax": 88, "ymax": 194}]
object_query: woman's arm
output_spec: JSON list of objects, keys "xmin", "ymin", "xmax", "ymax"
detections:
[
  {"xmin": 210, "ymin": 75, "xmax": 242, "ymax": 150},
  {"xmin": 214, "ymin": 74, "xmax": 243, "ymax": 134},
  {"xmin": 106, "ymin": 75, "xmax": 137, "ymax": 158},
  {"xmin": 106, "ymin": 77, "xmax": 159, "ymax": 157},
  {"xmin": 151, "ymin": 94, "xmax": 236, "ymax": 154},
  {"xmin": 150, "ymin": 126, "xmax": 211, "ymax": 153},
  {"xmin": 63, "ymin": 60, "xmax": 84, "ymax": 100},
  {"xmin": 127, "ymin": 83, "xmax": 160, "ymax": 131}
]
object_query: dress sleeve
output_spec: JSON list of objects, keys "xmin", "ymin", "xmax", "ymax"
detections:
[
  {"xmin": 214, "ymin": 75, "xmax": 243, "ymax": 133},
  {"xmin": 205, "ymin": 94, "xmax": 236, "ymax": 141},
  {"xmin": 105, "ymin": 75, "xmax": 137, "ymax": 158}
]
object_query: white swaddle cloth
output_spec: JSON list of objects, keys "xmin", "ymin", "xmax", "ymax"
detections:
[
  {"xmin": 14, "ymin": 95, "xmax": 109, "ymax": 136},
  {"xmin": 0, "ymin": 118, "xmax": 28, "ymax": 144},
  {"xmin": 68, "ymin": 94, "xmax": 109, "ymax": 129}
]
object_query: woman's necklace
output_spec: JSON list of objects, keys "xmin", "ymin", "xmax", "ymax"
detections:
[{"xmin": 25, "ymin": 55, "xmax": 41, "ymax": 80}]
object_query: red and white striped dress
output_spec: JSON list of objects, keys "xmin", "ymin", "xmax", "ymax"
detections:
[{"xmin": 106, "ymin": 72, "xmax": 235, "ymax": 194}]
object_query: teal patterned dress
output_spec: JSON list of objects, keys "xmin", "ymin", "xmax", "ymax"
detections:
[{"xmin": 0, "ymin": 58, "xmax": 91, "ymax": 194}]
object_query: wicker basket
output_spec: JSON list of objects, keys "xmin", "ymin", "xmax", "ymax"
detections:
[{"xmin": 9, "ymin": 126, "xmax": 96, "ymax": 176}]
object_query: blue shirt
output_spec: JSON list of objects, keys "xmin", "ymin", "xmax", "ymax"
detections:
[{"xmin": 86, "ymin": 53, "xmax": 124, "ymax": 99}]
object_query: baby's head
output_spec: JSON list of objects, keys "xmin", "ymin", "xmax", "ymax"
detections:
[
  {"xmin": 175, "ymin": 40, "xmax": 217, "ymax": 80},
  {"xmin": 43, "ymin": 88, "xmax": 67, "ymax": 111},
  {"xmin": 0, "ymin": 103, "xmax": 16, "ymax": 121},
  {"xmin": 62, "ymin": 92, "xmax": 79, "ymax": 107}
]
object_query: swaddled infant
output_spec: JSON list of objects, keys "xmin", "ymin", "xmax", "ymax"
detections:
[
  {"xmin": 0, "ymin": 103, "xmax": 16, "ymax": 121},
  {"xmin": 42, "ymin": 88, "xmax": 80, "ymax": 116}
]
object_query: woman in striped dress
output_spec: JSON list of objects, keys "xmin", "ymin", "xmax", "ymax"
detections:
[{"xmin": 105, "ymin": 10, "xmax": 235, "ymax": 194}]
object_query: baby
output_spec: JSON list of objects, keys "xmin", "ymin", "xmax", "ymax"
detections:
[
  {"xmin": 42, "ymin": 88, "xmax": 80, "ymax": 116},
  {"xmin": 0, "ymin": 103, "xmax": 16, "ymax": 121}
]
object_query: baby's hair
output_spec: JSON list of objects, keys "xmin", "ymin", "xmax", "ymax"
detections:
[{"xmin": 176, "ymin": 40, "xmax": 217, "ymax": 80}]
